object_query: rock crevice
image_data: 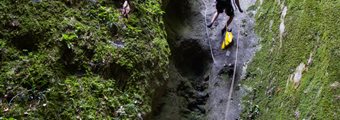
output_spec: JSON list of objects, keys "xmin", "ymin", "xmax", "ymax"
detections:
[{"xmin": 152, "ymin": 0, "xmax": 258, "ymax": 119}]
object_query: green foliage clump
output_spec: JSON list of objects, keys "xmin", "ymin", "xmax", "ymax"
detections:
[
  {"xmin": 0, "ymin": 0, "xmax": 169, "ymax": 119},
  {"xmin": 241, "ymin": 0, "xmax": 340, "ymax": 119}
]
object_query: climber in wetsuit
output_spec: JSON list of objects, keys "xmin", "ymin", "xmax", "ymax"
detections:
[{"xmin": 207, "ymin": 0, "xmax": 243, "ymax": 33}]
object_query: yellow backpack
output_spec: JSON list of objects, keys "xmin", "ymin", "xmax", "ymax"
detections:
[{"xmin": 221, "ymin": 31, "xmax": 233, "ymax": 50}]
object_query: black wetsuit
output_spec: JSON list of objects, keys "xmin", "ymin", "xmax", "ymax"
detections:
[{"xmin": 216, "ymin": 0, "xmax": 234, "ymax": 16}]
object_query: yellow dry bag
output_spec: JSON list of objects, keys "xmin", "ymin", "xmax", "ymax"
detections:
[{"xmin": 221, "ymin": 31, "xmax": 233, "ymax": 50}]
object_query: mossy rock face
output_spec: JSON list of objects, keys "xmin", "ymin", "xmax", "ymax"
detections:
[
  {"xmin": 0, "ymin": 0, "xmax": 169, "ymax": 119},
  {"xmin": 241, "ymin": 0, "xmax": 340, "ymax": 119}
]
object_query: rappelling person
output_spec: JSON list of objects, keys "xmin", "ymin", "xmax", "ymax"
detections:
[
  {"xmin": 121, "ymin": 0, "xmax": 131, "ymax": 18},
  {"xmin": 207, "ymin": 0, "xmax": 243, "ymax": 33}
]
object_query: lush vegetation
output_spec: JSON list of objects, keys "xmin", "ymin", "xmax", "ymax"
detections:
[
  {"xmin": 0, "ymin": 0, "xmax": 169, "ymax": 119},
  {"xmin": 242, "ymin": 0, "xmax": 339, "ymax": 119}
]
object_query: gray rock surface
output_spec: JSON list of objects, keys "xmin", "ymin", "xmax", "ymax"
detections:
[{"xmin": 152, "ymin": 0, "xmax": 258, "ymax": 119}]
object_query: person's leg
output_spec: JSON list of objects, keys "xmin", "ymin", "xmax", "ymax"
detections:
[
  {"xmin": 222, "ymin": 4, "xmax": 234, "ymax": 33},
  {"xmin": 208, "ymin": 11, "xmax": 219, "ymax": 28},
  {"xmin": 221, "ymin": 15, "xmax": 233, "ymax": 34},
  {"xmin": 208, "ymin": 1, "xmax": 224, "ymax": 28},
  {"xmin": 235, "ymin": 0, "xmax": 243, "ymax": 13},
  {"xmin": 227, "ymin": 15, "xmax": 234, "ymax": 27},
  {"xmin": 123, "ymin": 9, "xmax": 128, "ymax": 18}
]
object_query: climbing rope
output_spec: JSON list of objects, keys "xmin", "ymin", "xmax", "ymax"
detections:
[
  {"xmin": 202, "ymin": 0, "xmax": 240, "ymax": 119},
  {"xmin": 202, "ymin": 0, "xmax": 216, "ymax": 64},
  {"xmin": 225, "ymin": 23, "xmax": 240, "ymax": 119}
]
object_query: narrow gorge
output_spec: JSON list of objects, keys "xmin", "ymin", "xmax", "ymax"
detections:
[
  {"xmin": 1, "ymin": 0, "xmax": 338, "ymax": 119},
  {"xmin": 152, "ymin": 0, "xmax": 258, "ymax": 119}
]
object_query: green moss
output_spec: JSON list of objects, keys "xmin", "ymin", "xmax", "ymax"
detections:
[
  {"xmin": 1, "ymin": 0, "xmax": 169, "ymax": 119},
  {"xmin": 242, "ymin": 0, "xmax": 340, "ymax": 119}
]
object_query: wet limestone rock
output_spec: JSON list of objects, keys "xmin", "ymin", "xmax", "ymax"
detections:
[{"xmin": 292, "ymin": 63, "xmax": 306, "ymax": 89}]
